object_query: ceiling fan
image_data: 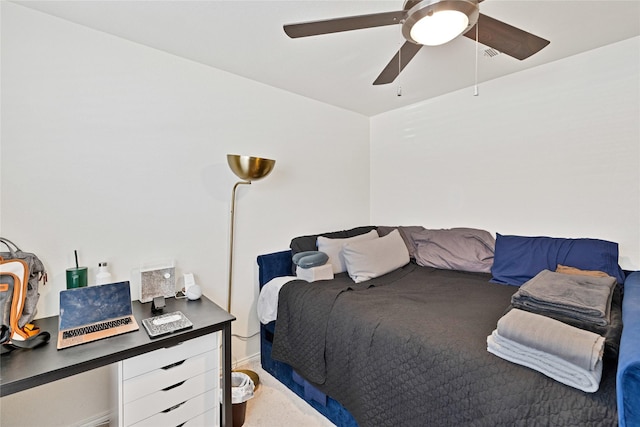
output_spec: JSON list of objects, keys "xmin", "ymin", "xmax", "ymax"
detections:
[{"xmin": 283, "ymin": 0, "xmax": 550, "ymax": 85}]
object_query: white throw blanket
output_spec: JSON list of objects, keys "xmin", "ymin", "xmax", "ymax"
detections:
[
  {"xmin": 257, "ymin": 276, "xmax": 296, "ymax": 324},
  {"xmin": 487, "ymin": 309, "xmax": 605, "ymax": 393}
]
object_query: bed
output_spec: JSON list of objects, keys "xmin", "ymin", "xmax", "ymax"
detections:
[{"xmin": 256, "ymin": 226, "xmax": 640, "ymax": 427}]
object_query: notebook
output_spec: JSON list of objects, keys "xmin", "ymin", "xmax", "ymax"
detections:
[{"xmin": 57, "ymin": 281, "xmax": 139, "ymax": 350}]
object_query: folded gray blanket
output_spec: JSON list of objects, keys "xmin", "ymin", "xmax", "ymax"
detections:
[
  {"xmin": 511, "ymin": 269, "xmax": 616, "ymax": 326},
  {"xmin": 489, "ymin": 308, "xmax": 605, "ymax": 393},
  {"xmin": 496, "ymin": 309, "xmax": 605, "ymax": 371}
]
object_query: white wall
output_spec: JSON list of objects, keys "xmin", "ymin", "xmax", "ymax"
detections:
[
  {"xmin": 371, "ymin": 37, "xmax": 640, "ymax": 270},
  {"xmin": 3, "ymin": 2, "xmax": 639, "ymax": 425},
  {"xmin": 1, "ymin": 3, "xmax": 369, "ymax": 425}
]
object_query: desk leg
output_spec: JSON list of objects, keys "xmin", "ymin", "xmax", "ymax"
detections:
[{"xmin": 222, "ymin": 322, "xmax": 232, "ymax": 427}]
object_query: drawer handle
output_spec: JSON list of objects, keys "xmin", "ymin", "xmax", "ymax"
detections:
[
  {"xmin": 161, "ymin": 359, "xmax": 186, "ymax": 370},
  {"xmin": 163, "ymin": 380, "xmax": 186, "ymax": 391},
  {"xmin": 163, "ymin": 341, "xmax": 184, "ymax": 350},
  {"xmin": 161, "ymin": 400, "xmax": 187, "ymax": 413}
]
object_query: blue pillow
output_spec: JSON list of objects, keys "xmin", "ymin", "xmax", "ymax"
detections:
[
  {"xmin": 292, "ymin": 251, "xmax": 329, "ymax": 269},
  {"xmin": 490, "ymin": 234, "xmax": 625, "ymax": 286}
]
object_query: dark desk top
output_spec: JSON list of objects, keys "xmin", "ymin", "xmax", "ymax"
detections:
[{"xmin": 0, "ymin": 295, "xmax": 235, "ymax": 397}]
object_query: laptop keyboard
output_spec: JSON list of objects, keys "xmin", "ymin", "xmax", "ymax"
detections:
[{"xmin": 62, "ymin": 317, "xmax": 133, "ymax": 339}]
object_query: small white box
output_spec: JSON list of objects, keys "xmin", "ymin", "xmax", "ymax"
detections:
[{"xmin": 296, "ymin": 264, "xmax": 334, "ymax": 282}]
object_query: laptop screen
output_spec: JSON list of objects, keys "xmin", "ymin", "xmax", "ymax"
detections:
[{"xmin": 59, "ymin": 281, "xmax": 133, "ymax": 330}]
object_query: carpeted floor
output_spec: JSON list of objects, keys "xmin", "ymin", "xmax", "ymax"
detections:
[{"xmin": 236, "ymin": 359, "xmax": 335, "ymax": 427}]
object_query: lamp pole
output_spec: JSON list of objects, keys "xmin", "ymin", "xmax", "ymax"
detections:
[
  {"xmin": 227, "ymin": 180, "xmax": 251, "ymax": 313},
  {"xmin": 224, "ymin": 154, "xmax": 275, "ymax": 389}
]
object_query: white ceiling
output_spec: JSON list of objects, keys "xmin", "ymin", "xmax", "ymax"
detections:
[{"xmin": 13, "ymin": 0, "xmax": 640, "ymax": 116}]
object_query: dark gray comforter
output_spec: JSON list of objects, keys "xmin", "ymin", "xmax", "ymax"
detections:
[{"xmin": 271, "ymin": 263, "xmax": 618, "ymax": 427}]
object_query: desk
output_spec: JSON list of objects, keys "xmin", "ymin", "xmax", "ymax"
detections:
[{"xmin": 0, "ymin": 295, "xmax": 235, "ymax": 426}]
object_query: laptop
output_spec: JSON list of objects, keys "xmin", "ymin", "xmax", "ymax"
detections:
[{"xmin": 57, "ymin": 281, "xmax": 139, "ymax": 350}]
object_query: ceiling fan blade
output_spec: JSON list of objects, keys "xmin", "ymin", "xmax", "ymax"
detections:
[
  {"xmin": 463, "ymin": 13, "xmax": 550, "ymax": 60},
  {"xmin": 284, "ymin": 11, "xmax": 406, "ymax": 38},
  {"xmin": 373, "ymin": 42, "xmax": 423, "ymax": 85}
]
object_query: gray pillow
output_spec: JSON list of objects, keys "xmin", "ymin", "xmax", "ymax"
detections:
[{"xmin": 411, "ymin": 228, "xmax": 495, "ymax": 273}]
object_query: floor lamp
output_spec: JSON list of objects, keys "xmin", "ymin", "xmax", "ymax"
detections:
[{"xmin": 226, "ymin": 154, "xmax": 275, "ymax": 386}]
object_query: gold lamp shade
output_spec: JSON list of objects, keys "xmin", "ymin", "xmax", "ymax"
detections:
[{"xmin": 227, "ymin": 154, "xmax": 275, "ymax": 182}]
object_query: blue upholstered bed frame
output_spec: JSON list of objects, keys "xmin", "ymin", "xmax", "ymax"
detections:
[{"xmin": 257, "ymin": 250, "xmax": 640, "ymax": 427}]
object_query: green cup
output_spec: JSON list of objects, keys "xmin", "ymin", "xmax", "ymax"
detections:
[{"xmin": 66, "ymin": 267, "xmax": 88, "ymax": 289}]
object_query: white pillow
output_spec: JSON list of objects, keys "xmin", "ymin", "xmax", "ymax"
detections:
[
  {"xmin": 343, "ymin": 229, "xmax": 410, "ymax": 283},
  {"xmin": 317, "ymin": 230, "xmax": 379, "ymax": 274}
]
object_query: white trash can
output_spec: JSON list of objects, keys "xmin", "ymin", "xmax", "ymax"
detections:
[{"xmin": 231, "ymin": 372, "xmax": 254, "ymax": 427}]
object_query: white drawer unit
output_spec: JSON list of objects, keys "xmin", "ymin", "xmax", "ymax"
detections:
[
  {"xmin": 123, "ymin": 334, "xmax": 218, "ymax": 380},
  {"xmin": 129, "ymin": 390, "xmax": 218, "ymax": 427},
  {"xmin": 124, "ymin": 351, "xmax": 217, "ymax": 404},
  {"xmin": 115, "ymin": 333, "xmax": 220, "ymax": 427},
  {"xmin": 182, "ymin": 407, "xmax": 219, "ymax": 427}
]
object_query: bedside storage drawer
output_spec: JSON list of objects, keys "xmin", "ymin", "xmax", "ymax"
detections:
[
  {"xmin": 123, "ymin": 333, "xmax": 217, "ymax": 380},
  {"xmin": 124, "ymin": 350, "xmax": 218, "ymax": 403},
  {"xmin": 124, "ymin": 371, "xmax": 216, "ymax": 426},
  {"xmin": 129, "ymin": 389, "xmax": 218, "ymax": 427},
  {"xmin": 183, "ymin": 407, "xmax": 219, "ymax": 427}
]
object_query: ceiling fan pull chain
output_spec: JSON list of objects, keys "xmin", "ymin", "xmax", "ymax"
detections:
[
  {"xmin": 397, "ymin": 40, "xmax": 402, "ymax": 97},
  {"xmin": 474, "ymin": 20, "xmax": 479, "ymax": 96}
]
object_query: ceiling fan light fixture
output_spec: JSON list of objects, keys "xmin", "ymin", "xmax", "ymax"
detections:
[
  {"xmin": 402, "ymin": 0, "xmax": 479, "ymax": 46},
  {"xmin": 410, "ymin": 10, "xmax": 468, "ymax": 45}
]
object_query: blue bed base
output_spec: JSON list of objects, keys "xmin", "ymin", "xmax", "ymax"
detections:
[
  {"xmin": 617, "ymin": 271, "xmax": 640, "ymax": 427},
  {"xmin": 257, "ymin": 250, "xmax": 357, "ymax": 427},
  {"xmin": 257, "ymin": 250, "xmax": 640, "ymax": 427}
]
